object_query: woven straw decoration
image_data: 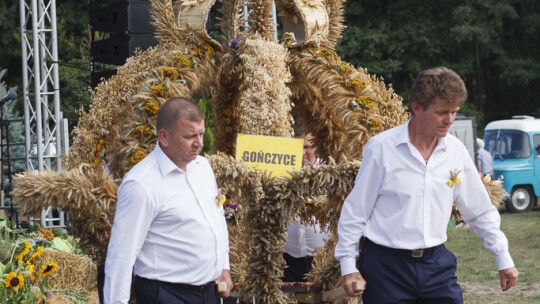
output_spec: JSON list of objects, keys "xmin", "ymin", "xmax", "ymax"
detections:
[{"xmin": 276, "ymin": 0, "xmax": 329, "ymax": 46}]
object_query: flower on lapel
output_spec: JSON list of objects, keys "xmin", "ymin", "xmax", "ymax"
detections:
[
  {"xmin": 447, "ymin": 169, "xmax": 462, "ymax": 188},
  {"xmin": 217, "ymin": 194, "xmax": 226, "ymax": 208}
]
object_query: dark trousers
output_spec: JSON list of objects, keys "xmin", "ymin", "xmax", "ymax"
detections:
[
  {"xmin": 97, "ymin": 264, "xmax": 105, "ymax": 304},
  {"xmin": 283, "ymin": 252, "xmax": 313, "ymax": 282},
  {"xmin": 134, "ymin": 275, "xmax": 218, "ymax": 304},
  {"xmin": 360, "ymin": 239, "xmax": 463, "ymax": 304}
]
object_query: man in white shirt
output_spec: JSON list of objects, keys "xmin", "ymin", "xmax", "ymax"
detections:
[
  {"xmin": 476, "ymin": 138, "xmax": 494, "ymax": 176},
  {"xmin": 335, "ymin": 67, "xmax": 519, "ymax": 303},
  {"xmin": 104, "ymin": 97, "xmax": 233, "ymax": 304},
  {"xmin": 283, "ymin": 128, "xmax": 329, "ymax": 282}
]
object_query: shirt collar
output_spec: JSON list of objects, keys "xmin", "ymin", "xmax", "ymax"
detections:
[
  {"xmin": 154, "ymin": 141, "xmax": 201, "ymax": 176},
  {"xmin": 395, "ymin": 119, "xmax": 448, "ymax": 151},
  {"xmin": 395, "ymin": 119, "xmax": 412, "ymax": 147}
]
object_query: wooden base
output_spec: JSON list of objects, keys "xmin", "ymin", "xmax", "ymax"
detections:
[{"xmin": 227, "ymin": 280, "xmax": 365, "ymax": 303}]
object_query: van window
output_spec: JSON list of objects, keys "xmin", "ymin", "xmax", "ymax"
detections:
[
  {"xmin": 484, "ymin": 130, "xmax": 531, "ymax": 159},
  {"xmin": 534, "ymin": 134, "xmax": 540, "ymax": 155}
]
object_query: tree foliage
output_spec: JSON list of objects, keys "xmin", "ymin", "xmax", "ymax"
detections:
[{"xmin": 337, "ymin": 0, "xmax": 540, "ymax": 128}]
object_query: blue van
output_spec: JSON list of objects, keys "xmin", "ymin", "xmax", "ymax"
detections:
[{"xmin": 484, "ymin": 116, "xmax": 540, "ymax": 212}]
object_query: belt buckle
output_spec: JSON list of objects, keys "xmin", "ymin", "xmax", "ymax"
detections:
[{"xmin": 411, "ymin": 249, "xmax": 424, "ymax": 257}]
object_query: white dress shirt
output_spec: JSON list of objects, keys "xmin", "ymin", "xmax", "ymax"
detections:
[
  {"xmin": 335, "ymin": 121, "xmax": 514, "ymax": 276},
  {"xmin": 285, "ymin": 216, "xmax": 329, "ymax": 258},
  {"xmin": 104, "ymin": 143, "xmax": 229, "ymax": 304}
]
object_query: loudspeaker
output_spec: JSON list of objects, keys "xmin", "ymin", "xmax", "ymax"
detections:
[
  {"xmin": 90, "ymin": 1, "xmax": 156, "ymax": 34},
  {"xmin": 91, "ymin": 33, "xmax": 157, "ymax": 66},
  {"xmin": 90, "ymin": 0, "xmax": 159, "ymax": 86}
]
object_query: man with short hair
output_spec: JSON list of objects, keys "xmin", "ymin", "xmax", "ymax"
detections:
[
  {"xmin": 104, "ymin": 97, "xmax": 232, "ymax": 304},
  {"xmin": 476, "ymin": 138, "xmax": 494, "ymax": 176},
  {"xmin": 335, "ymin": 67, "xmax": 518, "ymax": 303}
]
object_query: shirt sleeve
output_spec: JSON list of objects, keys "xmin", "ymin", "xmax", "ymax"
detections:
[
  {"xmin": 335, "ymin": 141, "xmax": 383, "ymax": 276},
  {"xmin": 104, "ymin": 180, "xmax": 157, "ymax": 304},
  {"xmin": 454, "ymin": 149, "xmax": 515, "ymax": 271}
]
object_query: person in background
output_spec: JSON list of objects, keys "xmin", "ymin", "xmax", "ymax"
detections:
[
  {"xmin": 104, "ymin": 97, "xmax": 232, "ymax": 304},
  {"xmin": 335, "ymin": 67, "xmax": 518, "ymax": 303},
  {"xmin": 477, "ymin": 138, "xmax": 494, "ymax": 177},
  {"xmin": 283, "ymin": 123, "xmax": 329, "ymax": 282}
]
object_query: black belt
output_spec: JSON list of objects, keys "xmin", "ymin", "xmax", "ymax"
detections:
[
  {"xmin": 136, "ymin": 275, "xmax": 215, "ymax": 293},
  {"xmin": 284, "ymin": 252, "xmax": 314, "ymax": 263},
  {"xmin": 366, "ymin": 238, "xmax": 442, "ymax": 258}
]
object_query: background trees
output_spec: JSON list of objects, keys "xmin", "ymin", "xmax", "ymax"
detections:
[{"xmin": 337, "ymin": 0, "xmax": 540, "ymax": 130}]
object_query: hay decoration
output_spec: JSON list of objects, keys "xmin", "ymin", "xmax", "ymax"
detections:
[
  {"xmin": 68, "ymin": 44, "xmax": 171, "ymax": 169},
  {"xmin": 288, "ymin": 45, "xmax": 409, "ymax": 162},
  {"xmin": 11, "ymin": 165, "xmax": 117, "ymax": 264},
  {"xmin": 33, "ymin": 249, "xmax": 98, "ymax": 294},
  {"xmin": 210, "ymin": 51, "xmax": 243, "ymax": 154},
  {"xmin": 236, "ymin": 36, "xmax": 293, "ymax": 137},
  {"xmin": 246, "ymin": 0, "xmax": 275, "ymax": 39},
  {"xmin": 276, "ymin": 0, "xmax": 329, "ymax": 48},
  {"xmin": 150, "ymin": 0, "xmax": 181, "ymax": 46},
  {"xmin": 108, "ymin": 44, "xmax": 220, "ymax": 178},
  {"xmin": 208, "ymin": 152, "xmax": 361, "ymax": 302},
  {"xmin": 216, "ymin": 0, "xmax": 244, "ymax": 45},
  {"xmin": 324, "ymin": 0, "xmax": 347, "ymax": 47}
]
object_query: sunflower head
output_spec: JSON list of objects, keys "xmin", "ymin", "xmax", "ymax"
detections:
[
  {"xmin": 29, "ymin": 246, "xmax": 44, "ymax": 262},
  {"xmin": 27, "ymin": 264, "xmax": 35, "ymax": 274},
  {"xmin": 5, "ymin": 272, "xmax": 24, "ymax": 290},
  {"xmin": 38, "ymin": 259, "xmax": 57, "ymax": 277},
  {"xmin": 13, "ymin": 240, "xmax": 31, "ymax": 260}
]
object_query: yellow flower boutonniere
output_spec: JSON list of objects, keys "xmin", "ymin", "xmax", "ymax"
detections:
[
  {"xmin": 217, "ymin": 194, "xmax": 226, "ymax": 208},
  {"xmin": 447, "ymin": 169, "xmax": 462, "ymax": 188}
]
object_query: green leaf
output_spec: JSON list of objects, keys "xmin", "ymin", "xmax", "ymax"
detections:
[
  {"xmin": 173, "ymin": 79, "xmax": 187, "ymax": 86},
  {"xmin": 141, "ymin": 84, "xmax": 152, "ymax": 93},
  {"xmin": 40, "ymin": 278, "xmax": 49, "ymax": 293}
]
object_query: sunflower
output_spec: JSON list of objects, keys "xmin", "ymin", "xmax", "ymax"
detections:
[
  {"xmin": 27, "ymin": 264, "xmax": 35, "ymax": 274},
  {"xmin": 38, "ymin": 259, "xmax": 57, "ymax": 277},
  {"xmin": 5, "ymin": 272, "xmax": 24, "ymax": 290},
  {"xmin": 29, "ymin": 246, "xmax": 44, "ymax": 262},
  {"xmin": 14, "ymin": 240, "xmax": 31, "ymax": 260}
]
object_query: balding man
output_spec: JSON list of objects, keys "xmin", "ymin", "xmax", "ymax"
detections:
[{"xmin": 104, "ymin": 97, "xmax": 233, "ymax": 304}]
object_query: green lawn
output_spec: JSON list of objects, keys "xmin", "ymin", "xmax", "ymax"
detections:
[{"xmin": 446, "ymin": 205, "xmax": 540, "ymax": 303}]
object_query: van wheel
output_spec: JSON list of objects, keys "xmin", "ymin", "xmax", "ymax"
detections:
[{"xmin": 506, "ymin": 186, "xmax": 535, "ymax": 213}]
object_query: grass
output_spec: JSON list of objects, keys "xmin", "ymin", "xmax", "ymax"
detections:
[{"xmin": 446, "ymin": 205, "xmax": 540, "ymax": 303}]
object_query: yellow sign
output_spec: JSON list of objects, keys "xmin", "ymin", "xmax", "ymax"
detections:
[{"xmin": 236, "ymin": 134, "xmax": 303, "ymax": 177}]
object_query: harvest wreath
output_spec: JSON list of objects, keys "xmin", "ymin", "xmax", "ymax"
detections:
[{"xmin": 12, "ymin": 1, "xmax": 504, "ymax": 303}]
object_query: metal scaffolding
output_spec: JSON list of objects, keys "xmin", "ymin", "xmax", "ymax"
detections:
[{"xmin": 19, "ymin": 0, "xmax": 68, "ymax": 227}]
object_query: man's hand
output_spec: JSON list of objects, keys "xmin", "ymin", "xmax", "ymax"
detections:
[
  {"xmin": 215, "ymin": 269, "xmax": 234, "ymax": 298},
  {"xmin": 499, "ymin": 266, "xmax": 519, "ymax": 291},
  {"xmin": 342, "ymin": 272, "xmax": 366, "ymax": 297}
]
